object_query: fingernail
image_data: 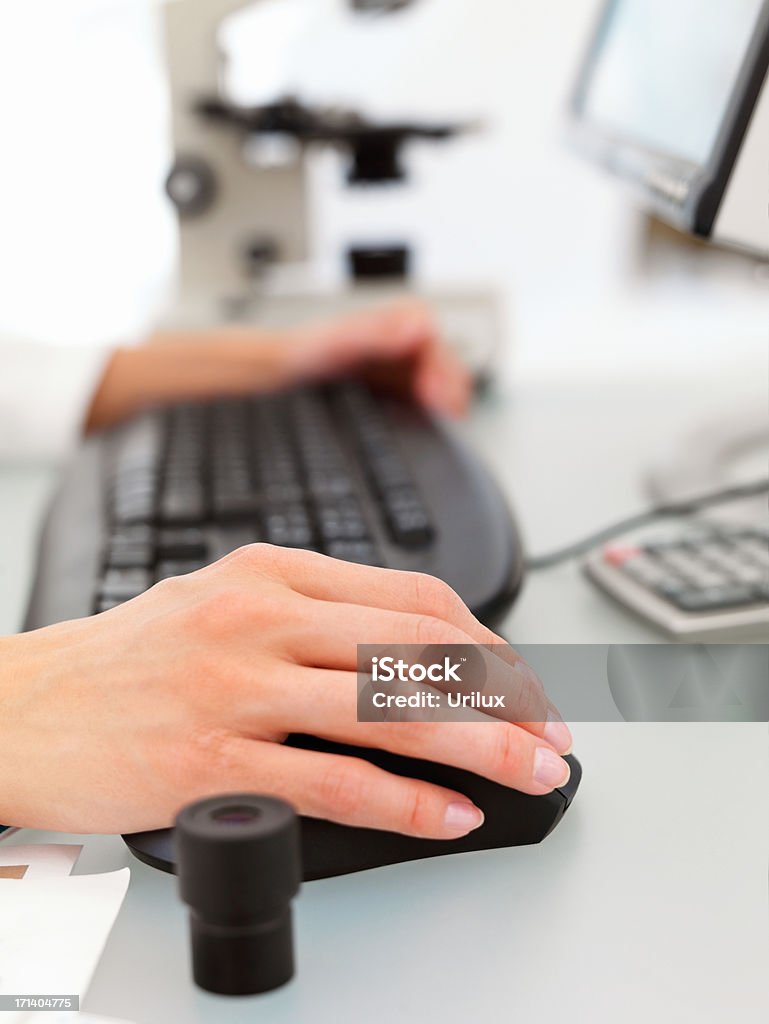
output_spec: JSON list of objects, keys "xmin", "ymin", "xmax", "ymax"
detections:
[
  {"xmin": 533, "ymin": 748, "xmax": 571, "ymax": 790},
  {"xmin": 543, "ymin": 712, "xmax": 573, "ymax": 755},
  {"xmin": 444, "ymin": 801, "xmax": 485, "ymax": 834}
]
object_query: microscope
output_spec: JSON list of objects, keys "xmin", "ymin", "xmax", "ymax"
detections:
[{"xmin": 160, "ymin": 0, "xmax": 502, "ymax": 381}]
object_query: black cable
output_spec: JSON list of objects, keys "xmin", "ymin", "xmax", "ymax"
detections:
[{"xmin": 525, "ymin": 477, "xmax": 769, "ymax": 571}]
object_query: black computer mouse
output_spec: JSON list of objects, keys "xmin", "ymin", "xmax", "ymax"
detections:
[{"xmin": 124, "ymin": 734, "xmax": 581, "ymax": 881}]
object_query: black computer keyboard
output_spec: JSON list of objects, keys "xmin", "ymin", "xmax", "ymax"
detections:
[{"xmin": 24, "ymin": 380, "xmax": 524, "ymax": 630}]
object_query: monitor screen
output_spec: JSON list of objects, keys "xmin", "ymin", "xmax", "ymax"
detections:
[{"xmin": 578, "ymin": 0, "xmax": 765, "ymax": 167}]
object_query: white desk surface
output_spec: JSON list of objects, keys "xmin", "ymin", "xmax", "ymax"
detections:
[{"xmin": 1, "ymin": 369, "xmax": 767, "ymax": 1023}]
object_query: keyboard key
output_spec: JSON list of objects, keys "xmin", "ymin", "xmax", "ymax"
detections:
[
  {"xmin": 155, "ymin": 560, "xmax": 206, "ymax": 582},
  {"xmin": 388, "ymin": 508, "xmax": 434, "ymax": 548},
  {"xmin": 107, "ymin": 541, "xmax": 154, "ymax": 569},
  {"xmin": 382, "ymin": 487, "xmax": 435, "ymax": 548},
  {"xmin": 264, "ymin": 505, "xmax": 314, "ymax": 548},
  {"xmin": 210, "ymin": 526, "xmax": 261, "ymax": 560},
  {"xmin": 157, "ymin": 527, "xmax": 208, "ymax": 560},
  {"xmin": 211, "ymin": 491, "xmax": 261, "ymax": 519},
  {"xmin": 325, "ymin": 540, "xmax": 381, "ymax": 565},
  {"xmin": 316, "ymin": 501, "xmax": 370, "ymax": 542},
  {"xmin": 100, "ymin": 568, "xmax": 152, "ymax": 600},
  {"xmin": 113, "ymin": 494, "xmax": 156, "ymax": 524},
  {"xmin": 109, "ymin": 524, "xmax": 154, "ymax": 546},
  {"xmin": 159, "ymin": 485, "xmax": 206, "ymax": 524},
  {"xmin": 307, "ymin": 475, "xmax": 355, "ymax": 501},
  {"xmin": 263, "ymin": 482, "xmax": 304, "ymax": 504}
]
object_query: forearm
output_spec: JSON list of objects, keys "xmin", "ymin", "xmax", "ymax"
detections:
[
  {"xmin": 83, "ymin": 300, "xmax": 470, "ymax": 434},
  {"xmin": 0, "ymin": 631, "xmax": 54, "ymax": 826},
  {"xmin": 84, "ymin": 328, "xmax": 294, "ymax": 433}
]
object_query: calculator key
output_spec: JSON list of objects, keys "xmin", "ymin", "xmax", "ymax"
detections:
[
  {"xmin": 655, "ymin": 578, "xmax": 690, "ymax": 600},
  {"xmin": 668, "ymin": 585, "xmax": 759, "ymax": 612},
  {"xmin": 699, "ymin": 548, "xmax": 749, "ymax": 575},
  {"xmin": 603, "ymin": 543, "xmax": 643, "ymax": 566},
  {"xmin": 621, "ymin": 555, "xmax": 671, "ymax": 586},
  {"xmin": 737, "ymin": 540, "xmax": 769, "ymax": 567},
  {"xmin": 684, "ymin": 565, "xmax": 729, "ymax": 586},
  {"xmin": 658, "ymin": 550, "xmax": 703, "ymax": 578},
  {"xmin": 729, "ymin": 564, "xmax": 766, "ymax": 586}
]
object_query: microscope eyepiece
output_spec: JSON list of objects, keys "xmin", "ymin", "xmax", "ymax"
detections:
[
  {"xmin": 210, "ymin": 804, "xmax": 262, "ymax": 826},
  {"xmin": 176, "ymin": 794, "xmax": 301, "ymax": 996}
]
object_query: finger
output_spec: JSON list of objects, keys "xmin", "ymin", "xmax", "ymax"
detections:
[
  {"xmin": 239, "ymin": 546, "xmax": 503, "ymax": 644},
  {"xmin": 234, "ymin": 546, "xmax": 561, "ymax": 733},
  {"xmin": 294, "ymin": 599, "xmax": 565, "ymax": 747},
  {"xmin": 292, "ymin": 301, "xmax": 470, "ymax": 416},
  {"xmin": 221, "ymin": 545, "xmax": 570, "ymax": 748},
  {"xmin": 281, "ymin": 593, "xmax": 494, "ymax": 671},
  {"xmin": 413, "ymin": 339, "xmax": 472, "ymax": 417},
  {"xmin": 249, "ymin": 598, "xmax": 553, "ymax": 738},
  {"xmin": 292, "ymin": 301, "xmax": 437, "ymax": 378},
  {"xmin": 375, "ymin": 304, "xmax": 470, "ymax": 416},
  {"xmin": 232, "ymin": 667, "xmax": 570, "ymax": 797},
  {"xmin": 218, "ymin": 737, "xmax": 486, "ymax": 839},
  {"xmin": 281, "ymin": 594, "xmax": 474, "ymax": 667}
]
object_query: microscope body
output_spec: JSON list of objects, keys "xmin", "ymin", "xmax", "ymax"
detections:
[{"xmin": 160, "ymin": 0, "xmax": 502, "ymax": 379}]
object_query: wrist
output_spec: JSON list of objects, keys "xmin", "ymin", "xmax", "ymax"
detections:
[{"xmin": 0, "ymin": 633, "xmax": 39, "ymax": 824}]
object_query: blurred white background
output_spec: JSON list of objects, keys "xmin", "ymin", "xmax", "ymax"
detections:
[{"xmin": 0, "ymin": 0, "xmax": 766, "ymax": 379}]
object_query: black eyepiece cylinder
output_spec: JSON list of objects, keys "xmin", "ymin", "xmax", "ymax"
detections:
[{"xmin": 175, "ymin": 794, "xmax": 301, "ymax": 995}]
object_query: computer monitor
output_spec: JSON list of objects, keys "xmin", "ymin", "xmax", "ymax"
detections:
[{"xmin": 568, "ymin": 0, "xmax": 769, "ymax": 258}]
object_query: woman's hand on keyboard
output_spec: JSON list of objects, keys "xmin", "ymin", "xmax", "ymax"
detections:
[
  {"xmin": 85, "ymin": 301, "xmax": 471, "ymax": 431},
  {"xmin": 285, "ymin": 300, "xmax": 472, "ymax": 416},
  {"xmin": 0, "ymin": 545, "xmax": 571, "ymax": 836}
]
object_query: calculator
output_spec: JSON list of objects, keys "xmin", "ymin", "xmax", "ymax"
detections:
[{"xmin": 584, "ymin": 526, "xmax": 769, "ymax": 640}]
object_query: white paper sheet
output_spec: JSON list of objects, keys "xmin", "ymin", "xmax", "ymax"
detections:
[
  {"xmin": 0, "ymin": 844, "xmax": 82, "ymax": 881},
  {"xmin": 0, "ymin": 867, "xmax": 131, "ymax": 1024}
]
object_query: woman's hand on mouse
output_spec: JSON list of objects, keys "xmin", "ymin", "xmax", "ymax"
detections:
[
  {"xmin": 0, "ymin": 545, "xmax": 571, "ymax": 837},
  {"xmin": 85, "ymin": 301, "xmax": 471, "ymax": 432}
]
